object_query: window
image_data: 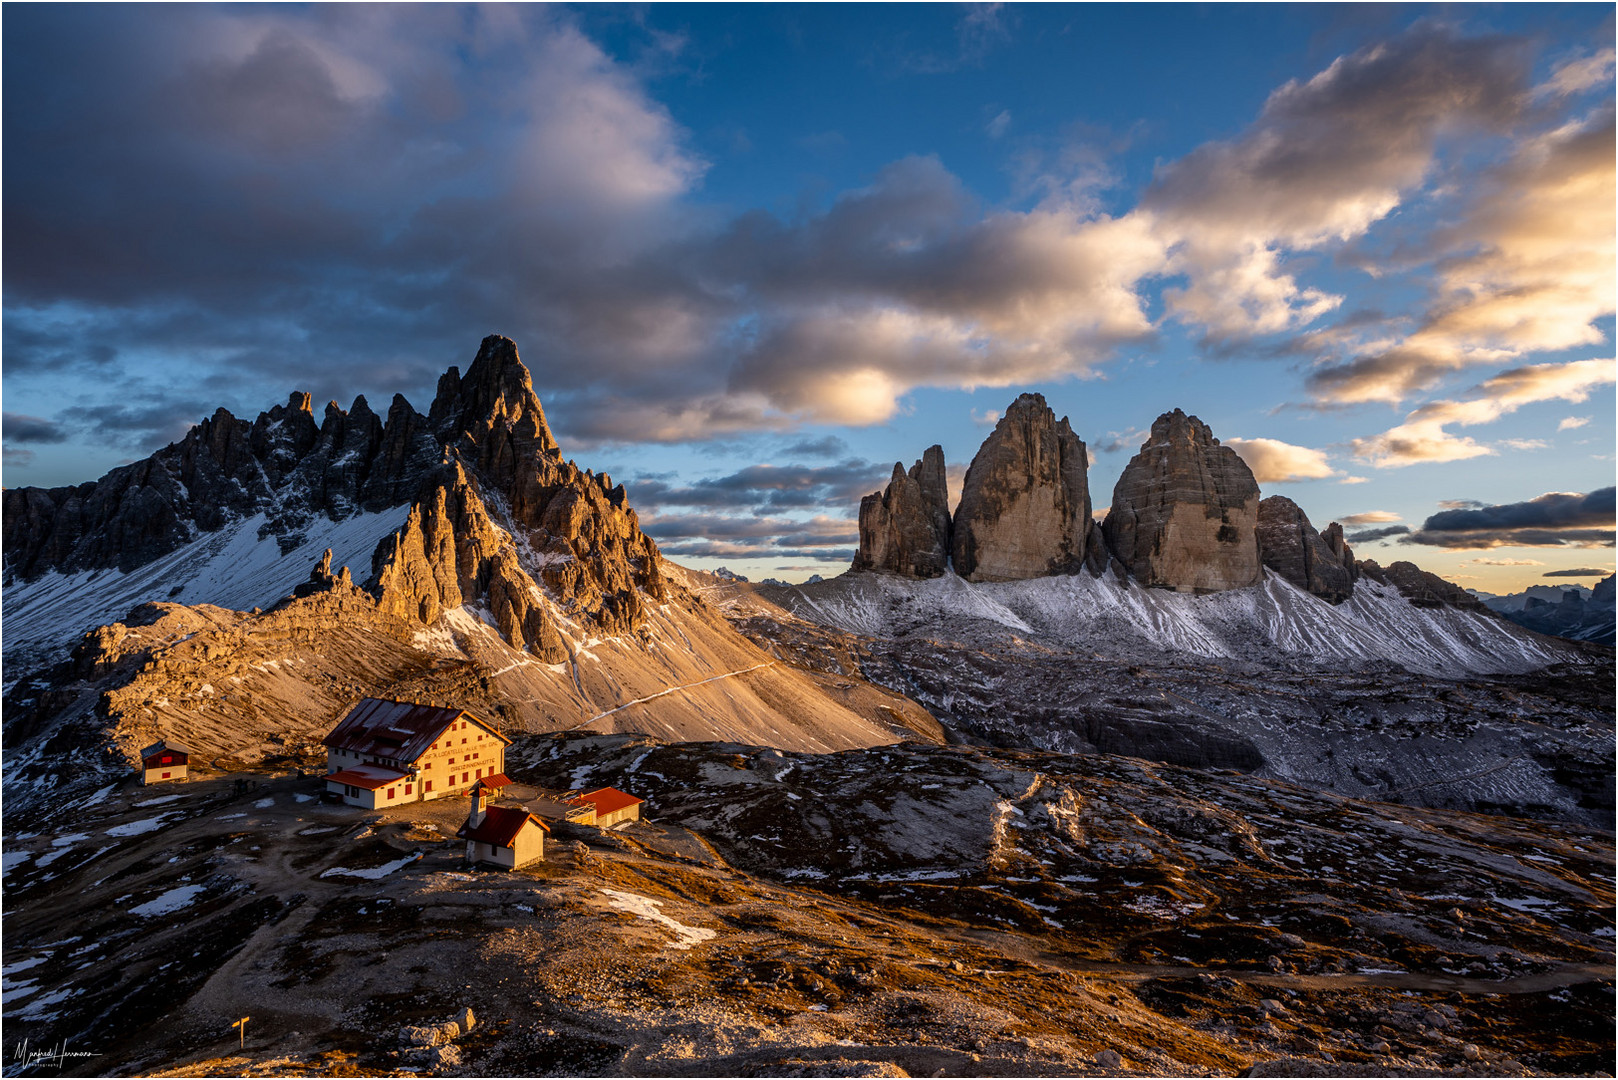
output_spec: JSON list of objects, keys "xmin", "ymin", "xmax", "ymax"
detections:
[
  {"xmin": 387, "ymin": 787, "xmax": 396, "ymax": 799},
  {"xmin": 462, "ymin": 772, "xmax": 468, "ymax": 784},
  {"xmin": 405, "ymin": 783, "xmax": 413, "ymax": 795},
  {"xmin": 475, "ymin": 768, "xmax": 482, "ymax": 780},
  {"xmin": 461, "ymin": 738, "xmax": 468, "ymax": 745},
  {"xmin": 162, "ymin": 771, "xmax": 172, "ymax": 779},
  {"xmin": 449, "ymin": 757, "xmax": 456, "ymax": 765},
  {"xmin": 347, "ymin": 785, "xmax": 359, "ymax": 798},
  {"xmin": 425, "ymin": 780, "xmax": 433, "ymax": 793},
  {"xmin": 424, "ymin": 761, "xmax": 432, "ymax": 770}
]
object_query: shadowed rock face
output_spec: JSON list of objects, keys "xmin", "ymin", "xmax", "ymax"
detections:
[
  {"xmin": 1256, "ymin": 496, "xmax": 1356, "ymax": 604},
  {"xmin": 852, "ymin": 446, "xmax": 952, "ymax": 578},
  {"xmin": 1103, "ymin": 409, "xmax": 1260, "ymax": 594},
  {"xmin": 951, "ymin": 394, "xmax": 1090, "ymax": 582}
]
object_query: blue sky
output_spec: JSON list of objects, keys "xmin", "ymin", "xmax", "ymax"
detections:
[{"xmin": 4, "ymin": 3, "xmax": 1613, "ymax": 591}]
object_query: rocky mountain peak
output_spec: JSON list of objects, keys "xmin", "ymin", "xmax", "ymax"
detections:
[
  {"xmin": 852, "ymin": 445, "xmax": 952, "ymax": 578},
  {"xmin": 1255, "ymin": 495, "xmax": 1356, "ymax": 604},
  {"xmin": 430, "ymin": 334, "xmax": 558, "ymax": 454},
  {"xmin": 951, "ymin": 393, "xmax": 1090, "ymax": 581},
  {"xmin": 1103, "ymin": 409, "xmax": 1260, "ymax": 594}
]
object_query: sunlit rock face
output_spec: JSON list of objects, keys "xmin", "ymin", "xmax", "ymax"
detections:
[
  {"xmin": 950, "ymin": 393, "xmax": 1091, "ymax": 582},
  {"xmin": 1256, "ymin": 495, "xmax": 1356, "ymax": 604},
  {"xmin": 852, "ymin": 446, "xmax": 953, "ymax": 578},
  {"xmin": 1103, "ymin": 409, "xmax": 1260, "ymax": 594}
]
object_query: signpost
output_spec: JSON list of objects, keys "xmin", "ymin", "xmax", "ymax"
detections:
[{"xmin": 232, "ymin": 1017, "xmax": 251, "ymax": 1049}]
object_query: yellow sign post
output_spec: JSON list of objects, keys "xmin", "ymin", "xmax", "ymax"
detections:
[{"xmin": 232, "ymin": 1017, "xmax": 251, "ymax": 1049}]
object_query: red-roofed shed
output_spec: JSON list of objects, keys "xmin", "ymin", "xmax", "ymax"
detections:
[
  {"xmin": 456, "ymin": 788, "xmax": 548, "ymax": 870},
  {"xmin": 568, "ymin": 786, "xmax": 644, "ymax": 828},
  {"xmin": 139, "ymin": 739, "xmax": 192, "ymax": 785}
]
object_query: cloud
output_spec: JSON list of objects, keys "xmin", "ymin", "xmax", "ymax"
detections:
[
  {"xmin": 986, "ymin": 110, "xmax": 1011, "ymax": 139},
  {"xmin": 1404, "ymin": 487, "xmax": 1615, "ymax": 548},
  {"xmin": 1544, "ymin": 567, "xmax": 1612, "ymax": 577},
  {"xmin": 1306, "ymin": 100, "xmax": 1615, "ymax": 404},
  {"xmin": 1339, "ymin": 510, "xmax": 1401, "ymax": 525},
  {"xmin": 3, "ymin": 447, "xmax": 37, "ymax": 467},
  {"xmin": 1338, "ymin": 475, "xmax": 1370, "ymax": 485},
  {"xmin": 1225, "ymin": 437, "xmax": 1337, "ymax": 483},
  {"xmin": 1467, "ymin": 557, "xmax": 1544, "ymax": 566},
  {"xmin": 1144, "ymin": 26, "xmax": 1532, "ymax": 343},
  {"xmin": 3, "ymin": 413, "xmax": 68, "ymax": 443},
  {"xmin": 778, "ymin": 435, "xmax": 850, "ymax": 458},
  {"xmin": 1538, "ymin": 47, "xmax": 1615, "ymax": 98},
  {"xmin": 1350, "ymin": 358, "xmax": 1616, "ymax": 467},
  {"xmin": 971, "ymin": 409, "xmax": 1001, "ymax": 426},
  {"xmin": 628, "ymin": 460, "xmax": 887, "ymax": 514},
  {"xmin": 1344, "ymin": 524, "xmax": 1412, "ymax": 543},
  {"xmin": 1559, "ymin": 416, "xmax": 1591, "ymax": 430},
  {"xmin": 642, "ymin": 512, "xmax": 857, "ymax": 562},
  {"xmin": 1438, "ymin": 499, "xmax": 1485, "ymax": 510}
]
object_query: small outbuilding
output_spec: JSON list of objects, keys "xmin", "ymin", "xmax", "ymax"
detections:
[
  {"xmin": 569, "ymin": 786, "xmax": 644, "ymax": 828},
  {"xmin": 457, "ymin": 782, "xmax": 548, "ymax": 870},
  {"xmin": 140, "ymin": 739, "xmax": 193, "ymax": 785}
]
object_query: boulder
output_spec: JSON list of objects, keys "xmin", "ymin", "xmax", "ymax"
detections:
[
  {"xmin": 1256, "ymin": 496, "xmax": 1355, "ymax": 603},
  {"xmin": 1102, "ymin": 409, "xmax": 1261, "ymax": 593},
  {"xmin": 852, "ymin": 447, "xmax": 952, "ymax": 578},
  {"xmin": 951, "ymin": 394, "xmax": 1090, "ymax": 582}
]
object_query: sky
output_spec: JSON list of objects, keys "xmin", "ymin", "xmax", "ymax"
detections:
[{"xmin": 3, "ymin": 3, "xmax": 1613, "ymax": 592}]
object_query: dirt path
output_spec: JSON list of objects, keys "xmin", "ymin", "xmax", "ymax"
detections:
[{"xmin": 564, "ymin": 662, "xmax": 777, "ymax": 731}]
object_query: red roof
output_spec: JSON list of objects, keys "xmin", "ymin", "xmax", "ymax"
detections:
[
  {"xmin": 140, "ymin": 739, "xmax": 193, "ymax": 761},
  {"xmin": 480, "ymin": 773, "xmax": 514, "ymax": 789},
  {"xmin": 326, "ymin": 764, "xmax": 412, "ymax": 791},
  {"xmin": 322, "ymin": 698, "xmax": 509, "ymax": 763},
  {"xmin": 457, "ymin": 805, "xmax": 549, "ymax": 847},
  {"xmin": 569, "ymin": 787, "xmax": 643, "ymax": 816}
]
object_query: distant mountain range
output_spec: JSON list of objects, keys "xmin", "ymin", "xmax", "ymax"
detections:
[{"xmin": 1472, "ymin": 578, "xmax": 1616, "ymax": 644}]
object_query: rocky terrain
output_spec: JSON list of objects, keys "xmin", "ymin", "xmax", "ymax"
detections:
[
  {"xmin": 1, "ymin": 733, "xmax": 1610, "ymax": 1078},
  {"xmin": 717, "ymin": 573, "xmax": 1613, "ymax": 827}
]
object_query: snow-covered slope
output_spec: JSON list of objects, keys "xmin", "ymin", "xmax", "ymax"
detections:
[
  {"xmin": 774, "ymin": 568, "xmax": 1575, "ymax": 678},
  {"xmin": 2, "ymin": 508, "xmax": 410, "ymax": 680}
]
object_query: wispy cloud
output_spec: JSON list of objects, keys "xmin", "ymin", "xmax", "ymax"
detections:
[{"xmin": 1349, "ymin": 358, "xmax": 1616, "ymax": 467}]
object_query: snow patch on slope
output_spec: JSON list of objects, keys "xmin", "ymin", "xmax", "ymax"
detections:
[
  {"xmin": 782, "ymin": 570, "xmax": 1570, "ymax": 677},
  {"xmin": 3, "ymin": 507, "xmax": 412, "ymax": 675}
]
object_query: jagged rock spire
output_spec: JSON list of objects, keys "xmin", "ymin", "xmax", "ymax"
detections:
[
  {"xmin": 429, "ymin": 335, "xmax": 558, "ymax": 454},
  {"xmin": 853, "ymin": 447, "xmax": 952, "ymax": 578},
  {"xmin": 951, "ymin": 393, "xmax": 1090, "ymax": 582},
  {"xmin": 1256, "ymin": 495, "xmax": 1356, "ymax": 604},
  {"xmin": 1103, "ymin": 408, "xmax": 1260, "ymax": 594}
]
